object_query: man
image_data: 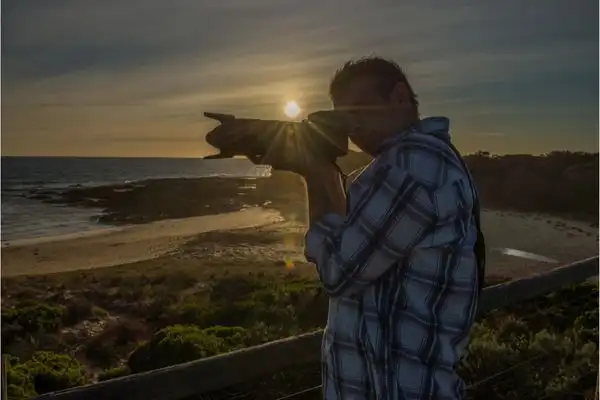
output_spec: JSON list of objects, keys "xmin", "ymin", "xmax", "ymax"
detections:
[{"xmin": 258, "ymin": 57, "xmax": 484, "ymax": 399}]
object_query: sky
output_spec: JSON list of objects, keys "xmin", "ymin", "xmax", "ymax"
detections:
[{"xmin": 2, "ymin": 0, "xmax": 598, "ymax": 157}]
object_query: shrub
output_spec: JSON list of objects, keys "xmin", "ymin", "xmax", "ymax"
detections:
[
  {"xmin": 6, "ymin": 359, "xmax": 36, "ymax": 399},
  {"xmin": 209, "ymin": 276, "xmax": 268, "ymax": 303},
  {"xmin": 97, "ymin": 365, "xmax": 130, "ymax": 382},
  {"xmin": 85, "ymin": 320, "xmax": 148, "ymax": 367},
  {"xmin": 201, "ymin": 326, "xmax": 255, "ymax": 348},
  {"xmin": 91, "ymin": 306, "xmax": 110, "ymax": 319},
  {"xmin": 168, "ymin": 301, "xmax": 254, "ymax": 328},
  {"xmin": 6, "ymin": 351, "xmax": 88, "ymax": 396},
  {"xmin": 128, "ymin": 325, "xmax": 247, "ymax": 373},
  {"xmin": 3, "ymin": 304, "xmax": 64, "ymax": 335},
  {"xmin": 2, "ymin": 304, "xmax": 66, "ymax": 349},
  {"xmin": 460, "ymin": 318, "xmax": 598, "ymax": 399}
]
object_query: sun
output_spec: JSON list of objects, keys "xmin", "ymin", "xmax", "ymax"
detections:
[{"xmin": 283, "ymin": 101, "xmax": 302, "ymax": 119}]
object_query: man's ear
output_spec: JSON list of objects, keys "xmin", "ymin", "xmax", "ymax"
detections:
[{"xmin": 389, "ymin": 82, "xmax": 410, "ymax": 105}]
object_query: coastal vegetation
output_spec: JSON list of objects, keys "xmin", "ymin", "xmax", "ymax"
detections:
[
  {"xmin": 2, "ymin": 150, "xmax": 598, "ymax": 399},
  {"xmin": 2, "ymin": 268, "xmax": 597, "ymax": 399}
]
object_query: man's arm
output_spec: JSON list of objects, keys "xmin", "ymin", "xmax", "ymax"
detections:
[
  {"xmin": 303, "ymin": 162, "xmax": 439, "ymax": 298},
  {"xmin": 303, "ymin": 165, "xmax": 347, "ymax": 226}
]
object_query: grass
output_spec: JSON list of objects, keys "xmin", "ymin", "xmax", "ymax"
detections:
[{"xmin": 1, "ymin": 256, "xmax": 597, "ymax": 399}]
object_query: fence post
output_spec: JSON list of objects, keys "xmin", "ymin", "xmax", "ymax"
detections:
[
  {"xmin": 2, "ymin": 355, "xmax": 7, "ymax": 400},
  {"xmin": 594, "ymin": 371, "xmax": 598, "ymax": 400}
]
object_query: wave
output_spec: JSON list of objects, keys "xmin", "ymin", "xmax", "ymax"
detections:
[{"xmin": 2, "ymin": 169, "xmax": 273, "ymax": 193}]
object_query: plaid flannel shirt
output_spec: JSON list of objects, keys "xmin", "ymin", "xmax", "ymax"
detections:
[{"xmin": 305, "ymin": 117, "xmax": 480, "ymax": 400}]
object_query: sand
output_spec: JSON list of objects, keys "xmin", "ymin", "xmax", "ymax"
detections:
[
  {"xmin": 1, "ymin": 208, "xmax": 597, "ymax": 279},
  {"xmin": 480, "ymin": 210, "xmax": 597, "ymax": 277},
  {"xmin": 1, "ymin": 207, "xmax": 284, "ymax": 277}
]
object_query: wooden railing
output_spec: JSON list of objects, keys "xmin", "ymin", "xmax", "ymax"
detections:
[{"xmin": 34, "ymin": 256, "xmax": 599, "ymax": 400}]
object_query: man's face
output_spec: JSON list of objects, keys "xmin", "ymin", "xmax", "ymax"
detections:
[{"xmin": 332, "ymin": 76, "xmax": 413, "ymax": 155}]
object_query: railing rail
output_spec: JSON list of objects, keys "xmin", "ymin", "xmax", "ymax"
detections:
[{"xmin": 36, "ymin": 256, "xmax": 599, "ymax": 400}]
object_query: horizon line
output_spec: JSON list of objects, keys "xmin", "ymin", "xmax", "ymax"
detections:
[{"xmin": 2, "ymin": 150, "xmax": 599, "ymax": 159}]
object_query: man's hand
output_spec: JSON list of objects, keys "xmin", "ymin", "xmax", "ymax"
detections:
[
  {"xmin": 247, "ymin": 152, "xmax": 335, "ymax": 177},
  {"xmin": 245, "ymin": 131, "xmax": 339, "ymax": 177}
]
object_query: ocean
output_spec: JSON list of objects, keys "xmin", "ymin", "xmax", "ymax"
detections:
[{"xmin": 1, "ymin": 157, "xmax": 271, "ymax": 242}]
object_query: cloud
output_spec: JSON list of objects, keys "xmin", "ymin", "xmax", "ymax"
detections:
[
  {"xmin": 2, "ymin": 0, "xmax": 598, "ymax": 156},
  {"xmin": 479, "ymin": 132, "xmax": 506, "ymax": 137}
]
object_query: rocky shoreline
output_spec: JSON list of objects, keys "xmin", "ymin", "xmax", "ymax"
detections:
[
  {"xmin": 20, "ymin": 151, "xmax": 599, "ymax": 228},
  {"xmin": 23, "ymin": 172, "xmax": 309, "ymax": 226}
]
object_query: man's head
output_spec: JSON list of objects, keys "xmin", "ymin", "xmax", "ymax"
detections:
[{"xmin": 329, "ymin": 57, "xmax": 419, "ymax": 155}]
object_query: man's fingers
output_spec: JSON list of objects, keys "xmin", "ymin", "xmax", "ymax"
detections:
[
  {"xmin": 245, "ymin": 151, "xmax": 298, "ymax": 172},
  {"xmin": 247, "ymin": 154, "xmax": 263, "ymax": 164}
]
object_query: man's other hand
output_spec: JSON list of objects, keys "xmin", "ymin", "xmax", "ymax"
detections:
[
  {"xmin": 243, "ymin": 127, "xmax": 338, "ymax": 177},
  {"xmin": 246, "ymin": 151, "xmax": 336, "ymax": 177}
]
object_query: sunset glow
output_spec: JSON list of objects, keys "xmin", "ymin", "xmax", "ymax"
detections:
[
  {"xmin": 283, "ymin": 101, "xmax": 302, "ymax": 119},
  {"xmin": 3, "ymin": 1, "xmax": 596, "ymax": 157}
]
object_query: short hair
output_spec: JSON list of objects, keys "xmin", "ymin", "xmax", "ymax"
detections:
[{"xmin": 329, "ymin": 56, "xmax": 419, "ymax": 107}]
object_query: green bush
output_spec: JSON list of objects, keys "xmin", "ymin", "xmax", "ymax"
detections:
[
  {"xmin": 6, "ymin": 359, "xmax": 36, "ymax": 399},
  {"xmin": 2, "ymin": 275, "xmax": 597, "ymax": 398},
  {"xmin": 2, "ymin": 304, "xmax": 66, "ymax": 349},
  {"xmin": 459, "ymin": 285, "xmax": 599, "ymax": 399},
  {"xmin": 128, "ymin": 325, "xmax": 248, "ymax": 373},
  {"xmin": 170, "ymin": 301, "xmax": 254, "ymax": 327},
  {"xmin": 91, "ymin": 306, "xmax": 110, "ymax": 319},
  {"xmin": 209, "ymin": 276, "xmax": 268, "ymax": 303},
  {"xmin": 201, "ymin": 326, "xmax": 249, "ymax": 346},
  {"xmin": 97, "ymin": 365, "xmax": 130, "ymax": 382},
  {"xmin": 164, "ymin": 278, "xmax": 327, "ymax": 333},
  {"xmin": 6, "ymin": 351, "xmax": 88, "ymax": 397},
  {"xmin": 85, "ymin": 320, "xmax": 147, "ymax": 368},
  {"xmin": 2, "ymin": 304, "xmax": 64, "ymax": 334}
]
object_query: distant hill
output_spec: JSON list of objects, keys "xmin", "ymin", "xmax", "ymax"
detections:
[
  {"xmin": 465, "ymin": 151, "xmax": 598, "ymax": 223},
  {"xmin": 338, "ymin": 150, "xmax": 598, "ymax": 223}
]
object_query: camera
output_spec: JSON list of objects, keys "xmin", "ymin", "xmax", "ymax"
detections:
[{"xmin": 203, "ymin": 111, "xmax": 352, "ymax": 163}]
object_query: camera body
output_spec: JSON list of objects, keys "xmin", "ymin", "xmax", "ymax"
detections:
[{"xmin": 203, "ymin": 111, "xmax": 351, "ymax": 163}]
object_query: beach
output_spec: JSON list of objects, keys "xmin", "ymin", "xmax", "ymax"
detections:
[
  {"xmin": 2, "ymin": 151, "xmax": 598, "ymax": 281},
  {"xmin": 2, "ymin": 204, "xmax": 596, "ymax": 280},
  {"xmin": 2, "ymin": 153, "xmax": 598, "ymax": 280},
  {"xmin": 1, "ymin": 208, "xmax": 286, "ymax": 276}
]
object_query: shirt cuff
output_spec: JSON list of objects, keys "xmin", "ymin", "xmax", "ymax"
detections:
[{"xmin": 304, "ymin": 213, "xmax": 345, "ymax": 264}]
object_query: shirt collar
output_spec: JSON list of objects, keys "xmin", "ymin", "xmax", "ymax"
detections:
[{"xmin": 375, "ymin": 116, "xmax": 451, "ymax": 155}]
